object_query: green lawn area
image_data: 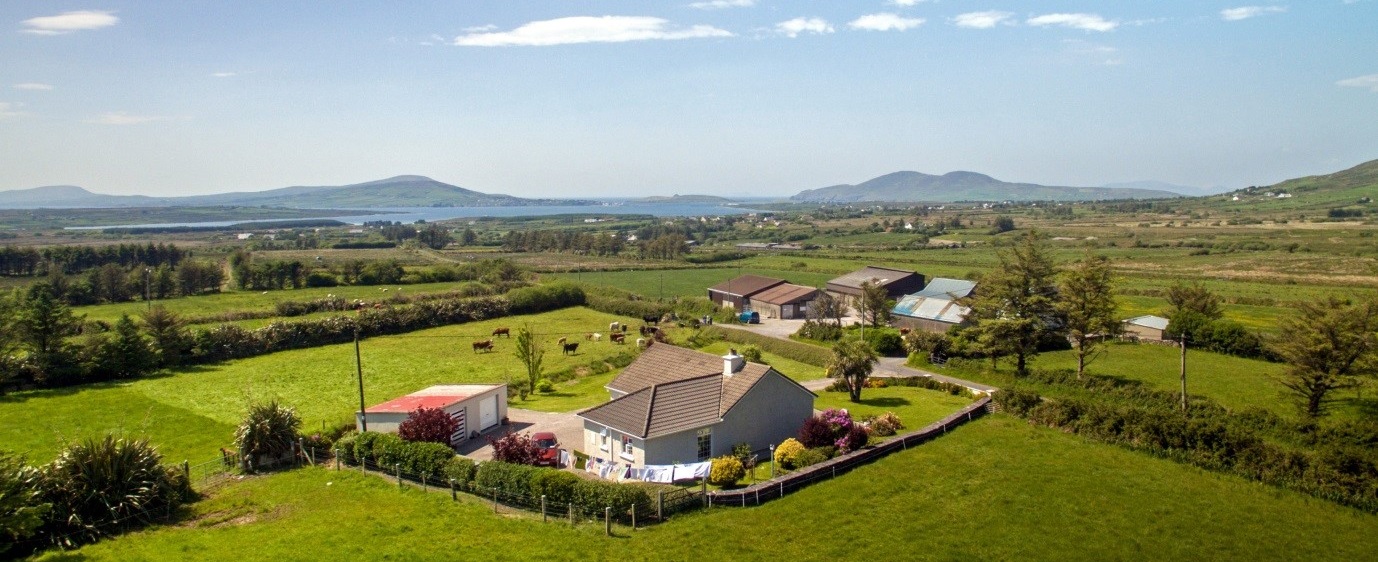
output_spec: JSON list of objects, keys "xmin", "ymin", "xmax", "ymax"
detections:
[
  {"xmin": 694, "ymin": 341, "xmax": 827, "ymax": 381},
  {"xmin": 551, "ymin": 267, "xmax": 833, "ymax": 299},
  {"xmin": 1, "ymin": 308, "xmax": 644, "ymax": 464},
  {"xmin": 51, "ymin": 415, "xmax": 1378, "ymax": 561},
  {"xmin": 509, "ymin": 371, "xmax": 618, "ymax": 413},
  {"xmin": 813, "ymin": 386, "xmax": 974, "ymax": 430}
]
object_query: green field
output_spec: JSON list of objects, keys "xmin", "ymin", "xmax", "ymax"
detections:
[
  {"xmin": 50, "ymin": 416, "xmax": 1378, "ymax": 561},
  {"xmin": 1, "ymin": 308, "xmax": 645, "ymax": 464},
  {"xmin": 551, "ymin": 267, "xmax": 834, "ymax": 299},
  {"xmin": 813, "ymin": 385, "xmax": 974, "ymax": 430}
]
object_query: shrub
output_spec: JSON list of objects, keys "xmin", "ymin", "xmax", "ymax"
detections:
[
  {"xmin": 794, "ymin": 448, "xmax": 830, "ymax": 468},
  {"xmin": 506, "ymin": 282, "xmax": 585, "ymax": 314},
  {"xmin": 709, "ymin": 456, "xmax": 745, "ymax": 487},
  {"xmin": 535, "ymin": 379, "xmax": 555, "ymax": 393},
  {"xmin": 371, "ymin": 433, "xmax": 407, "ymax": 469},
  {"xmin": 868, "ymin": 412, "xmax": 903, "ymax": 437},
  {"xmin": 739, "ymin": 346, "xmax": 763, "ymax": 363},
  {"xmin": 820, "ymin": 408, "xmax": 854, "ymax": 435},
  {"xmin": 837, "ymin": 425, "xmax": 870, "ymax": 453},
  {"xmin": 334, "ymin": 433, "xmax": 358, "ymax": 463},
  {"xmin": 0, "ymin": 452, "xmax": 48, "ymax": 553},
  {"xmin": 443, "ymin": 456, "xmax": 477, "ymax": 484},
  {"xmin": 570, "ymin": 478, "xmax": 652, "ymax": 515},
  {"xmin": 797, "ymin": 416, "xmax": 836, "ymax": 448},
  {"xmin": 529, "ymin": 469, "xmax": 581, "ymax": 505},
  {"xmin": 489, "ymin": 432, "xmax": 542, "ymax": 465},
  {"xmin": 397, "ymin": 407, "xmax": 460, "ymax": 445},
  {"xmin": 795, "ymin": 320, "xmax": 842, "ymax": 342},
  {"xmin": 474, "ymin": 460, "xmax": 538, "ymax": 493},
  {"xmin": 863, "ymin": 331, "xmax": 905, "ymax": 356},
  {"xmin": 773, "ymin": 438, "xmax": 805, "ymax": 470},
  {"xmin": 38, "ymin": 435, "xmax": 190, "ymax": 548},
  {"xmin": 902, "ymin": 330, "xmax": 952, "ymax": 356},
  {"xmin": 397, "ymin": 442, "xmax": 456, "ymax": 479},
  {"xmin": 994, "ymin": 388, "xmax": 1042, "ymax": 416},
  {"xmin": 234, "ymin": 400, "xmax": 302, "ymax": 467}
]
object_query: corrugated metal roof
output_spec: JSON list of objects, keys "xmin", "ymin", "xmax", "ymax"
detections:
[
  {"xmin": 891, "ymin": 295, "xmax": 969, "ymax": 324},
  {"xmin": 912, "ymin": 278, "xmax": 977, "ymax": 300},
  {"xmin": 707, "ymin": 275, "xmax": 787, "ymax": 297},
  {"xmin": 364, "ymin": 384, "xmax": 504, "ymax": 413},
  {"xmin": 751, "ymin": 283, "xmax": 821, "ymax": 305},
  {"xmin": 826, "ymin": 266, "xmax": 921, "ymax": 290},
  {"xmin": 1124, "ymin": 315, "xmax": 1170, "ymax": 331}
]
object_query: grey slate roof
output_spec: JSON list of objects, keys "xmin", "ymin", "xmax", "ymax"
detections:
[
  {"xmin": 827, "ymin": 266, "xmax": 920, "ymax": 290},
  {"xmin": 912, "ymin": 277, "xmax": 977, "ymax": 300},
  {"xmin": 751, "ymin": 283, "xmax": 821, "ymax": 306},
  {"xmin": 581, "ymin": 344, "xmax": 814, "ymax": 439},
  {"xmin": 1124, "ymin": 315, "xmax": 1170, "ymax": 331}
]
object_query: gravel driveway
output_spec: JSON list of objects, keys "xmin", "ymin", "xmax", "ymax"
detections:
[{"xmin": 456, "ymin": 408, "xmax": 585, "ymax": 463}]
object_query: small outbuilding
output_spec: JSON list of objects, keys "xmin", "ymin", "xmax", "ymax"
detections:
[
  {"xmin": 1123, "ymin": 315, "xmax": 1170, "ymax": 342},
  {"xmin": 707, "ymin": 274, "xmax": 787, "ymax": 311},
  {"xmin": 356, "ymin": 384, "xmax": 507, "ymax": 446},
  {"xmin": 751, "ymin": 283, "xmax": 821, "ymax": 319},
  {"xmin": 891, "ymin": 295, "xmax": 971, "ymax": 333},
  {"xmin": 825, "ymin": 266, "xmax": 926, "ymax": 304}
]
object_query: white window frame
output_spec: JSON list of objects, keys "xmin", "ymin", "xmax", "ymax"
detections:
[
  {"xmin": 696, "ymin": 428, "xmax": 712, "ymax": 462},
  {"xmin": 620, "ymin": 434, "xmax": 634, "ymax": 460},
  {"xmin": 599, "ymin": 427, "xmax": 609, "ymax": 451}
]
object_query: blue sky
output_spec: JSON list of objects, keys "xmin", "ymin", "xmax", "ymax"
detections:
[{"xmin": 1, "ymin": 1, "xmax": 1375, "ymax": 198}]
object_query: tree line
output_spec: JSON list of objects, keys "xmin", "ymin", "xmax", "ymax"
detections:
[{"xmin": 0, "ymin": 242, "xmax": 186, "ymax": 277}]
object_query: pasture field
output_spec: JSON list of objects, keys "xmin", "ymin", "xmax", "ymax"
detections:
[
  {"xmin": 50, "ymin": 416, "xmax": 1378, "ymax": 561},
  {"xmin": 549, "ymin": 267, "xmax": 834, "ymax": 299},
  {"xmin": 0, "ymin": 308, "xmax": 645, "ymax": 463}
]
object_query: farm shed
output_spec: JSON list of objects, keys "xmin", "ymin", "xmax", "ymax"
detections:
[
  {"xmin": 825, "ymin": 266, "xmax": 925, "ymax": 304},
  {"xmin": 751, "ymin": 283, "xmax": 821, "ymax": 319},
  {"xmin": 707, "ymin": 274, "xmax": 787, "ymax": 311},
  {"xmin": 578, "ymin": 344, "xmax": 815, "ymax": 468},
  {"xmin": 891, "ymin": 294, "xmax": 971, "ymax": 333},
  {"xmin": 356, "ymin": 384, "xmax": 507, "ymax": 446},
  {"xmin": 1123, "ymin": 315, "xmax": 1170, "ymax": 341},
  {"xmin": 910, "ymin": 277, "xmax": 977, "ymax": 300}
]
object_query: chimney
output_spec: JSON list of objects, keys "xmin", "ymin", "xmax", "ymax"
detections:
[{"xmin": 723, "ymin": 349, "xmax": 745, "ymax": 377}]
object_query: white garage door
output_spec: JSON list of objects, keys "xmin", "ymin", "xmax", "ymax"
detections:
[{"xmin": 478, "ymin": 394, "xmax": 498, "ymax": 430}]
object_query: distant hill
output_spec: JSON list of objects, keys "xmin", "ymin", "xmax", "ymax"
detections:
[
  {"xmin": 1102, "ymin": 180, "xmax": 1223, "ymax": 197},
  {"xmin": 790, "ymin": 171, "xmax": 1180, "ymax": 203},
  {"xmin": 0, "ymin": 185, "xmax": 159, "ymax": 208},
  {"xmin": 634, "ymin": 194, "xmax": 735, "ymax": 204},
  {"xmin": 1210, "ymin": 158, "xmax": 1378, "ymax": 211},
  {"xmin": 0, "ymin": 176, "xmax": 592, "ymax": 209}
]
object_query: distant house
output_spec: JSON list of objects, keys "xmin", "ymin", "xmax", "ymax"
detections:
[
  {"xmin": 356, "ymin": 384, "xmax": 508, "ymax": 446},
  {"xmin": 891, "ymin": 277, "xmax": 977, "ymax": 332},
  {"xmin": 577, "ymin": 345, "xmax": 815, "ymax": 467},
  {"xmin": 1123, "ymin": 315, "xmax": 1171, "ymax": 341},
  {"xmin": 707, "ymin": 274, "xmax": 787, "ymax": 311},
  {"xmin": 751, "ymin": 283, "xmax": 821, "ymax": 320},
  {"xmin": 825, "ymin": 266, "xmax": 926, "ymax": 305}
]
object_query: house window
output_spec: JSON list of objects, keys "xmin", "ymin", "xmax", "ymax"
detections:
[
  {"xmin": 696, "ymin": 428, "xmax": 712, "ymax": 461},
  {"xmin": 620, "ymin": 435, "xmax": 634, "ymax": 459},
  {"xmin": 599, "ymin": 428, "xmax": 609, "ymax": 451}
]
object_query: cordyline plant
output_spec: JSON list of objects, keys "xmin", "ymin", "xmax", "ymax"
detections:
[
  {"xmin": 398, "ymin": 407, "xmax": 459, "ymax": 445},
  {"xmin": 234, "ymin": 400, "xmax": 302, "ymax": 463},
  {"xmin": 488, "ymin": 432, "xmax": 542, "ymax": 465},
  {"xmin": 40, "ymin": 435, "xmax": 190, "ymax": 548}
]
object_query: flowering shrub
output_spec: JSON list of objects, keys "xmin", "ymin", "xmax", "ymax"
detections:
[
  {"xmin": 798, "ymin": 417, "xmax": 836, "ymax": 448},
  {"xmin": 820, "ymin": 408, "xmax": 854, "ymax": 435},
  {"xmin": 867, "ymin": 412, "xmax": 904, "ymax": 437},
  {"xmin": 489, "ymin": 432, "xmax": 542, "ymax": 465},
  {"xmin": 836, "ymin": 425, "xmax": 870, "ymax": 453},
  {"xmin": 773, "ymin": 438, "xmax": 805, "ymax": 470},
  {"xmin": 709, "ymin": 455, "xmax": 745, "ymax": 487},
  {"xmin": 398, "ymin": 407, "xmax": 460, "ymax": 445}
]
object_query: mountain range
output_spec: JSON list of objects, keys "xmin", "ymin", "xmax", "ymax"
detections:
[
  {"xmin": 0, "ymin": 176, "xmax": 587, "ymax": 209},
  {"xmin": 789, "ymin": 171, "xmax": 1182, "ymax": 203}
]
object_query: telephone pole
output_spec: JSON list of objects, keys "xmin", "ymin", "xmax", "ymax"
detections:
[
  {"xmin": 356, "ymin": 323, "xmax": 367, "ymax": 431},
  {"xmin": 1179, "ymin": 334, "xmax": 1188, "ymax": 412}
]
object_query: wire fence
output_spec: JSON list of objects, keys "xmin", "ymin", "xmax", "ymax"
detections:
[{"xmin": 707, "ymin": 397, "xmax": 991, "ymax": 508}]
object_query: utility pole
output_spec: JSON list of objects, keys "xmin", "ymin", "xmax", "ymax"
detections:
[
  {"xmin": 144, "ymin": 268, "xmax": 152, "ymax": 310},
  {"xmin": 356, "ymin": 322, "xmax": 367, "ymax": 431},
  {"xmin": 1179, "ymin": 334, "xmax": 1188, "ymax": 412}
]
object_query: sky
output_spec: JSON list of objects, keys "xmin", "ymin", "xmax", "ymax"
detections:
[{"xmin": 1, "ymin": 1, "xmax": 1376, "ymax": 198}]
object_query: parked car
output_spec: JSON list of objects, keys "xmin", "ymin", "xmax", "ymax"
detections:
[
  {"xmin": 533, "ymin": 431, "xmax": 560, "ymax": 467},
  {"xmin": 738, "ymin": 311, "xmax": 760, "ymax": 324}
]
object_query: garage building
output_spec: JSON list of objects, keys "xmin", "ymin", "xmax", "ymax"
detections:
[
  {"xmin": 356, "ymin": 384, "xmax": 507, "ymax": 446},
  {"xmin": 751, "ymin": 283, "xmax": 821, "ymax": 319}
]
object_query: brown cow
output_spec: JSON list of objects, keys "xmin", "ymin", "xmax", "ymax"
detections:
[
  {"xmin": 472, "ymin": 339, "xmax": 494, "ymax": 353},
  {"xmin": 610, "ymin": 332, "xmax": 626, "ymax": 344},
  {"xmin": 492, "ymin": 327, "xmax": 510, "ymax": 338},
  {"xmin": 557, "ymin": 337, "xmax": 568, "ymax": 346},
  {"xmin": 563, "ymin": 342, "xmax": 579, "ymax": 355}
]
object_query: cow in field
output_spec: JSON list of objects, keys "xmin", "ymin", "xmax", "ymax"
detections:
[
  {"xmin": 609, "ymin": 322, "xmax": 621, "ymax": 333},
  {"xmin": 472, "ymin": 339, "xmax": 494, "ymax": 353},
  {"xmin": 639, "ymin": 325, "xmax": 658, "ymax": 337},
  {"xmin": 563, "ymin": 342, "xmax": 579, "ymax": 355},
  {"xmin": 492, "ymin": 327, "xmax": 510, "ymax": 338},
  {"xmin": 557, "ymin": 337, "xmax": 568, "ymax": 346},
  {"xmin": 642, "ymin": 314, "xmax": 660, "ymax": 325},
  {"xmin": 610, "ymin": 332, "xmax": 626, "ymax": 344}
]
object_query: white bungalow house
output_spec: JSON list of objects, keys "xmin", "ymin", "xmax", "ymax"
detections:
[{"xmin": 577, "ymin": 344, "xmax": 815, "ymax": 467}]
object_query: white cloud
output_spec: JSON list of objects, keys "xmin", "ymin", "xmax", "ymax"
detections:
[
  {"xmin": 951, "ymin": 11, "xmax": 1015, "ymax": 29},
  {"xmin": 462, "ymin": 25, "xmax": 496, "ymax": 33},
  {"xmin": 1220, "ymin": 6, "xmax": 1287, "ymax": 21},
  {"xmin": 210, "ymin": 72, "xmax": 237, "ymax": 78},
  {"xmin": 20, "ymin": 10, "xmax": 118, "ymax": 35},
  {"xmin": 1026, "ymin": 13, "xmax": 1118, "ymax": 32},
  {"xmin": 849, "ymin": 13, "xmax": 925, "ymax": 32},
  {"xmin": 688, "ymin": 0, "xmax": 754, "ymax": 9},
  {"xmin": 13, "ymin": 83, "xmax": 53, "ymax": 91},
  {"xmin": 0, "ymin": 102, "xmax": 24, "ymax": 120},
  {"xmin": 453, "ymin": 16, "xmax": 731, "ymax": 47},
  {"xmin": 88, "ymin": 112, "xmax": 169, "ymax": 126},
  {"xmin": 776, "ymin": 17, "xmax": 833, "ymax": 38},
  {"xmin": 1337, "ymin": 74, "xmax": 1378, "ymax": 92},
  {"xmin": 890, "ymin": 0, "xmax": 929, "ymax": 6}
]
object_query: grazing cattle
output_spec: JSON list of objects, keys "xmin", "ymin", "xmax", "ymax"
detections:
[
  {"xmin": 620, "ymin": 324, "xmax": 629, "ymax": 333},
  {"xmin": 592, "ymin": 333, "xmax": 602, "ymax": 342},
  {"xmin": 639, "ymin": 325, "xmax": 659, "ymax": 337},
  {"xmin": 563, "ymin": 342, "xmax": 579, "ymax": 355},
  {"xmin": 557, "ymin": 337, "xmax": 568, "ymax": 346},
  {"xmin": 492, "ymin": 327, "xmax": 510, "ymax": 338},
  {"xmin": 609, "ymin": 322, "xmax": 621, "ymax": 333},
  {"xmin": 585, "ymin": 333, "xmax": 594, "ymax": 341},
  {"xmin": 610, "ymin": 332, "xmax": 626, "ymax": 344},
  {"xmin": 472, "ymin": 339, "xmax": 494, "ymax": 353},
  {"xmin": 642, "ymin": 314, "xmax": 660, "ymax": 325}
]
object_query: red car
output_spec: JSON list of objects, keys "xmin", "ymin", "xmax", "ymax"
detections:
[{"xmin": 533, "ymin": 432, "xmax": 560, "ymax": 467}]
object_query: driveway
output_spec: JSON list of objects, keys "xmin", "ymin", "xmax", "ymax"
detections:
[{"xmin": 456, "ymin": 408, "xmax": 585, "ymax": 463}]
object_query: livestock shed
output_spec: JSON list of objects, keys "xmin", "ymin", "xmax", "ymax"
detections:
[
  {"xmin": 825, "ymin": 266, "xmax": 926, "ymax": 305},
  {"xmin": 891, "ymin": 294, "xmax": 971, "ymax": 333},
  {"xmin": 751, "ymin": 283, "xmax": 821, "ymax": 319},
  {"xmin": 356, "ymin": 384, "xmax": 507, "ymax": 446},
  {"xmin": 1123, "ymin": 315, "xmax": 1170, "ymax": 342},
  {"xmin": 910, "ymin": 277, "xmax": 977, "ymax": 300},
  {"xmin": 707, "ymin": 274, "xmax": 787, "ymax": 311}
]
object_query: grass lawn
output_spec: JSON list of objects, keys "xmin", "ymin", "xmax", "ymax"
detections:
[
  {"xmin": 508, "ymin": 371, "xmax": 618, "ymax": 413},
  {"xmin": 813, "ymin": 386, "xmax": 974, "ymax": 430},
  {"xmin": 694, "ymin": 341, "xmax": 827, "ymax": 381},
  {"xmin": 0, "ymin": 308, "xmax": 644, "ymax": 464},
  {"xmin": 52, "ymin": 415, "xmax": 1378, "ymax": 561}
]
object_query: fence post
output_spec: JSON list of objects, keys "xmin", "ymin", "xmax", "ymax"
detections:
[
  {"xmin": 701, "ymin": 478, "xmax": 708, "ymax": 507},
  {"xmin": 421, "ymin": 474, "xmax": 427, "ymax": 492},
  {"xmin": 604, "ymin": 507, "xmax": 611, "ymax": 536},
  {"xmin": 657, "ymin": 490, "xmax": 664, "ymax": 522},
  {"xmin": 569, "ymin": 503, "xmax": 574, "ymax": 526},
  {"xmin": 335, "ymin": 448, "xmax": 341, "ymax": 470},
  {"xmin": 396, "ymin": 464, "xmax": 402, "ymax": 489},
  {"xmin": 631, "ymin": 503, "xmax": 636, "ymax": 530},
  {"xmin": 492, "ymin": 488, "xmax": 498, "ymax": 513},
  {"xmin": 541, "ymin": 495, "xmax": 547, "ymax": 523},
  {"xmin": 450, "ymin": 479, "xmax": 457, "ymax": 501},
  {"xmin": 298, "ymin": 438, "xmax": 304, "ymax": 466},
  {"xmin": 182, "ymin": 460, "xmax": 190, "ymax": 483}
]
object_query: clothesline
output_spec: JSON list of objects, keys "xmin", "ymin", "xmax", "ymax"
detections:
[{"xmin": 584, "ymin": 457, "xmax": 712, "ymax": 483}]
